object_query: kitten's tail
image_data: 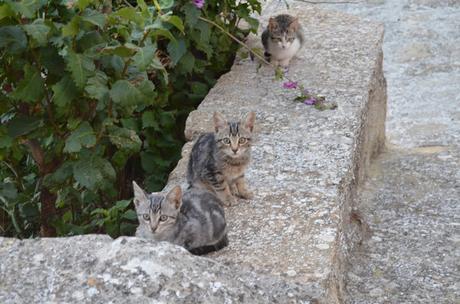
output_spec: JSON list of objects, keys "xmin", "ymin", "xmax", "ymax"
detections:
[
  {"xmin": 188, "ymin": 234, "xmax": 229, "ymax": 256},
  {"xmin": 264, "ymin": 51, "xmax": 271, "ymax": 63}
]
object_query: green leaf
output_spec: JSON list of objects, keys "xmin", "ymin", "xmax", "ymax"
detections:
[
  {"xmin": 136, "ymin": 79, "xmax": 156, "ymax": 104},
  {"xmin": 40, "ymin": 46, "xmax": 65, "ymax": 77},
  {"xmin": 0, "ymin": 182, "xmax": 17, "ymax": 200},
  {"xmin": 0, "ymin": 25, "xmax": 27, "ymax": 54},
  {"xmin": 49, "ymin": 162, "xmax": 74, "ymax": 184},
  {"xmin": 85, "ymin": 71, "xmax": 109, "ymax": 101},
  {"xmin": 142, "ymin": 111, "xmax": 159, "ymax": 130},
  {"xmin": 115, "ymin": 200, "xmax": 131, "ymax": 210},
  {"xmin": 0, "ymin": 134, "xmax": 13, "ymax": 148},
  {"xmin": 8, "ymin": 0, "xmax": 45, "ymax": 18},
  {"xmin": 82, "ymin": 10, "xmax": 106, "ymax": 28},
  {"xmin": 120, "ymin": 222, "xmax": 137, "ymax": 235},
  {"xmin": 64, "ymin": 121, "xmax": 96, "ymax": 153},
  {"xmin": 140, "ymin": 151, "xmax": 156, "ymax": 173},
  {"xmin": 73, "ymin": 155, "xmax": 115, "ymax": 190},
  {"xmin": 190, "ymin": 81, "xmax": 208, "ymax": 96},
  {"xmin": 62, "ymin": 15, "xmax": 81, "ymax": 37},
  {"xmin": 101, "ymin": 44, "xmax": 137, "ymax": 57},
  {"xmin": 167, "ymin": 39, "xmax": 186, "ymax": 65},
  {"xmin": 179, "ymin": 52, "xmax": 195, "ymax": 74},
  {"xmin": 161, "ymin": 15, "xmax": 184, "ymax": 33},
  {"xmin": 111, "ymin": 150, "xmax": 129, "ymax": 168},
  {"xmin": 195, "ymin": 20, "xmax": 210, "ymax": 44},
  {"xmin": 66, "ymin": 51, "xmax": 95, "ymax": 89},
  {"xmin": 158, "ymin": 0, "xmax": 174, "ymax": 9},
  {"xmin": 122, "ymin": 209, "xmax": 137, "ymax": 221},
  {"xmin": 244, "ymin": 16, "xmax": 259, "ymax": 32},
  {"xmin": 108, "ymin": 126, "xmax": 142, "ymax": 153},
  {"xmin": 77, "ymin": 0, "xmax": 91, "ymax": 11},
  {"xmin": 52, "ymin": 75, "xmax": 78, "ymax": 107},
  {"xmin": 133, "ymin": 45, "xmax": 156, "ymax": 71},
  {"xmin": 116, "ymin": 7, "xmax": 143, "ymax": 26},
  {"xmin": 182, "ymin": 3, "xmax": 200, "ymax": 27},
  {"xmin": 23, "ymin": 19, "xmax": 50, "ymax": 46},
  {"xmin": 7, "ymin": 115, "xmax": 42, "ymax": 138},
  {"xmin": 150, "ymin": 28, "xmax": 176, "ymax": 42},
  {"xmin": 110, "ymin": 80, "xmax": 141, "ymax": 106},
  {"xmin": 11, "ymin": 65, "xmax": 44, "ymax": 102},
  {"xmin": 0, "ymin": 4, "xmax": 15, "ymax": 21}
]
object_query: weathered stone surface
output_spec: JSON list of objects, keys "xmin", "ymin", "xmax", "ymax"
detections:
[
  {"xmin": 168, "ymin": 1, "xmax": 386, "ymax": 303},
  {"xmin": 0, "ymin": 235, "xmax": 316, "ymax": 303},
  {"xmin": 314, "ymin": 1, "xmax": 460, "ymax": 302},
  {"xmin": 0, "ymin": 3, "xmax": 387, "ymax": 303}
]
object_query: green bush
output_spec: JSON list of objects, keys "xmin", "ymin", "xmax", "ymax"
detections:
[{"xmin": 0, "ymin": 0, "xmax": 261, "ymax": 238}]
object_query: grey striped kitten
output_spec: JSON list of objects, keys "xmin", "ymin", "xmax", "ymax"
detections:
[
  {"xmin": 187, "ymin": 112, "xmax": 256, "ymax": 207},
  {"xmin": 261, "ymin": 14, "xmax": 304, "ymax": 67},
  {"xmin": 133, "ymin": 181, "xmax": 228, "ymax": 255}
]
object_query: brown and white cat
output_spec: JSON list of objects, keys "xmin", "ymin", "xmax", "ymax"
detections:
[
  {"xmin": 187, "ymin": 112, "xmax": 256, "ymax": 207},
  {"xmin": 261, "ymin": 14, "xmax": 304, "ymax": 67}
]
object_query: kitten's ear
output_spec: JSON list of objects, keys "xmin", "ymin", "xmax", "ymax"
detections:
[
  {"xmin": 132, "ymin": 181, "xmax": 148, "ymax": 208},
  {"xmin": 268, "ymin": 17, "xmax": 278, "ymax": 31},
  {"xmin": 289, "ymin": 17, "xmax": 300, "ymax": 31},
  {"xmin": 243, "ymin": 111, "xmax": 256, "ymax": 132},
  {"xmin": 166, "ymin": 186, "xmax": 182, "ymax": 209},
  {"xmin": 213, "ymin": 112, "xmax": 227, "ymax": 133}
]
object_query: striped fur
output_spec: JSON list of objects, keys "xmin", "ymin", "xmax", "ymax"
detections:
[
  {"xmin": 187, "ymin": 112, "xmax": 256, "ymax": 207},
  {"xmin": 133, "ymin": 181, "xmax": 228, "ymax": 255}
]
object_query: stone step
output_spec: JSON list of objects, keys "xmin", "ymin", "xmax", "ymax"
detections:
[{"xmin": 168, "ymin": 1, "xmax": 386, "ymax": 302}]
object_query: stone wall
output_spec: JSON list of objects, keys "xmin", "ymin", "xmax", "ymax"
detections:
[
  {"xmin": 0, "ymin": 236, "xmax": 316, "ymax": 303},
  {"xmin": 0, "ymin": 2, "xmax": 386, "ymax": 303},
  {"xmin": 167, "ymin": 2, "xmax": 386, "ymax": 302}
]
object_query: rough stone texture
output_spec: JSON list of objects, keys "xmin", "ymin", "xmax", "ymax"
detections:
[
  {"xmin": 0, "ymin": 3, "xmax": 388, "ymax": 303},
  {"xmin": 345, "ymin": 147, "xmax": 460, "ymax": 304},
  {"xmin": 0, "ymin": 235, "xmax": 316, "ymax": 303},
  {"xmin": 313, "ymin": 0, "xmax": 460, "ymax": 303},
  {"xmin": 167, "ymin": 2, "xmax": 386, "ymax": 303}
]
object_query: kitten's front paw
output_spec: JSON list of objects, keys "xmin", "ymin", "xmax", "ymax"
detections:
[
  {"xmin": 237, "ymin": 190, "xmax": 254, "ymax": 200},
  {"xmin": 271, "ymin": 60, "xmax": 280, "ymax": 67},
  {"xmin": 223, "ymin": 195, "xmax": 237, "ymax": 207},
  {"xmin": 280, "ymin": 59, "xmax": 291, "ymax": 68}
]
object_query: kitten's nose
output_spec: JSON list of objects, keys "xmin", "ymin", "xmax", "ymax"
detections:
[
  {"xmin": 232, "ymin": 148, "xmax": 238, "ymax": 154},
  {"xmin": 282, "ymin": 45, "xmax": 286, "ymax": 49}
]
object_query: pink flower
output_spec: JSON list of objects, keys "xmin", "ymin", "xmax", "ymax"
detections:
[
  {"xmin": 304, "ymin": 98, "xmax": 317, "ymax": 105},
  {"xmin": 283, "ymin": 81, "xmax": 298, "ymax": 89},
  {"xmin": 192, "ymin": 0, "xmax": 205, "ymax": 8}
]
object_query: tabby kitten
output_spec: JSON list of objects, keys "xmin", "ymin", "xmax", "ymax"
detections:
[
  {"xmin": 261, "ymin": 14, "xmax": 304, "ymax": 67},
  {"xmin": 133, "ymin": 181, "xmax": 228, "ymax": 255},
  {"xmin": 187, "ymin": 112, "xmax": 256, "ymax": 207}
]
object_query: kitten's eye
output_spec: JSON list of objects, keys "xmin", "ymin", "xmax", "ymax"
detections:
[
  {"xmin": 159, "ymin": 215, "xmax": 168, "ymax": 222},
  {"xmin": 272, "ymin": 37, "xmax": 282, "ymax": 42},
  {"xmin": 238, "ymin": 138, "xmax": 247, "ymax": 144},
  {"xmin": 222, "ymin": 138, "xmax": 231, "ymax": 145},
  {"xmin": 142, "ymin": 214, "xmax": 150, "ymax": 221},
  {"xmin": 288, "ymin": 38, "xmax": 295, "ymax": 42}
]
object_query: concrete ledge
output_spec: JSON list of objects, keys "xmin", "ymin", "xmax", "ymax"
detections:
[
  {"xmin": 168, "ymin": 2, "xmax": 386, "ymax": 303},
  {"xmin": 0, "ymin": 236, "xmax": 316, "ymax": 303}
]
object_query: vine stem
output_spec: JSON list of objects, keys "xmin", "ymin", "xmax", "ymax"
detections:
[
  {"xmin": 199, "ymin": 15, "xmax": 334, "ymax": 109},
  {"xmin": 198, "ymin": 16, "xmax": 271, "ymax": 66},
  {"xmin": 198, "ymin": 16, "xmax": 298, "ymax": 84}
]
